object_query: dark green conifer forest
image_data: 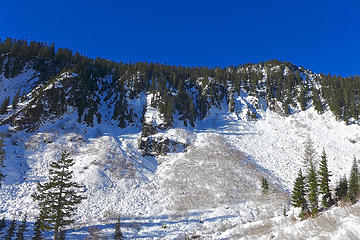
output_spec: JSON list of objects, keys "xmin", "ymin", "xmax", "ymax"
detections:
[{"xmin": 1, "ymin": 38, "xmax": 360, "ymax": 133}]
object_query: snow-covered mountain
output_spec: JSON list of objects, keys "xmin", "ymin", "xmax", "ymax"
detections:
[{"xmin": 0, "ymin": 39, "xmax": 360, "ymax": 239}]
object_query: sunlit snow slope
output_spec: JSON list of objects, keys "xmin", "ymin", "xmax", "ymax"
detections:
[
  {"xmin": 0, "ymin": 64, "xmax": 359, "ymax": 239},
  {"xmin": 1, "ymin": 101, "xmax": 360, "ymax": 239}
]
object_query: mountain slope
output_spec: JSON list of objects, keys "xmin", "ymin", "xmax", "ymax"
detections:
[{"xmin": 0, "ymin": 38, "xmax": 359, "ymax": 239}]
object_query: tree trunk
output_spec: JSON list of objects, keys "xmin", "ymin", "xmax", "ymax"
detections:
[{"xmin": 54, "ymin": 227, "xmax": 58, "ymax": 240}]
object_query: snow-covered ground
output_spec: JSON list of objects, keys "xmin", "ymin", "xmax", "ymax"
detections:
[
  {"xmin": 0, "ymin": 67, "xmax": 360, "ymax": 239},
  {"xmin": 1, "ymin": 102, "xmax": 360, "ymax": 239}
]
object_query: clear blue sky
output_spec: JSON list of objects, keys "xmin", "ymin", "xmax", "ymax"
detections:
[{"xmin": 1, "ymin": 0, "xmax": 359, "ymax": 76}]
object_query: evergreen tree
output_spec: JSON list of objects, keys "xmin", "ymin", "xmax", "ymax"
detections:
[
  {"xmin": 318, "ymin": 149, "xmax": 333, "ymax": 207},
  {"xmin": 31, "ymin": 217, "xmax": 43, "ymax": 240},
  {"xmin": 303, "ymin": 136, "xmax": 316, "ymax": 166},
  {"xmin": 298, "ymin": 85, "xmax": 307, "ymax": 111},
  {"xmin": 312, "ymin": 88, "xmax": 323, "ymax": 114},
  {"xmin": 0, "ymin": 96, "xmax": 10, "ymax": 114},
  {"xmin": 228, "ymin": 91, "xmax": 235, "ymax": 112},
  {"xmin": 335, "ymin": 175, "xmax": 348, "ymax": 202},
  {"xmin": 261, "ymin": 177, "xmax": 269, "ymax": 195},
  {"xmin": 15, "ymin": 214, "xmax": 27, "ymax": 240},
  {"xmin": 347, "ymin": 157, "xmax": 359, "ymax": 203},
  {"xmin": 114, "ymin": 216, "xmax": 123, "ymax": 240},
  {"xmin": 291, "ymin": 169, "xmax": 308, "ymax": 216},
  {"xmin": 12, "ymin": 89, "xmax": 21, "ymax": 109},
  {"xmin": 32, "ymin": 151, "xmax": 86, "ymax": 240},
  {"xmin": 282, "ymin": 99, "xmax": 290, "ymax": 116},
  {"xmin": 0, "ymin": 217, "xmax": 6, "ymax": 234},
  {"xmin": 4, "ymin": 218, "xmax": 16, "ymax": 240},
  {"xmin": 0, "ymin": 137, "xmax": 6, "ymax": 186},
  {"xmin": 307, "ymin": 161, "xmax": 319, "ymax": 216},
  {"xmin": 189, "ymin": 100, "xmax": 196, "ymax": 127},
  {"xmin": 202, "ymin": 75, "xmax": 209, "ymax": 87}
]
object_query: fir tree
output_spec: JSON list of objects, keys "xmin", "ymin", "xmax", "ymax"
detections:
[
  {"xmin": 303, "ymin": 136, "xmax": 316, "ymax": 166},
  {"xmin": 0, "ymin": 96, "xmax": 10, "ymax": 114},
  {"xmin": 291, "ymin": 169, "xmax": 308, "ymax": 216},
  {"xmin": 32, "ymin": 151, "xmax": 86, "ymax": 240},
  {"xmin": 347, "ymin": 157, "xmax": 359, "ymax": 203},
  {"xmin": 4, "ymin": 218, "xmax": 16, "ymax": 240},
  {"xmin": 12, "ymin": 89, "xmax": 20, "ymax": 109},
  {"xmin": 307, "ymin": 161, "xmax": 319, "ymax": 216},
  {"xmin": 312, "ymin": 88, "xmax": 323, "ymax": 114},
  {"xmin": 261, "ymin": 177, "xmax": 269, "ymax": 195},
  {"xmin": 31, "ymin": 217, "xmax": 43, "ymax": 240},
  {"xmin": 298, "ymin": 85, "xmax": 307, "ymax": 111},
  {"xmin": 228, "ymin": 91, "xmax": 235, "ymax": 112},
  {"xmin": 15, "ymin": 214, "xmax": 27, "ymax": 240},
  {"xmin": 189, "ymin": 100, "xmax": 196, "ymax": 127},
  {"xmin": 114, "ymin": 216, "xmax": 123, "ymax": 240},
  {"xmin": 318, "ymin": 149, "xmax": 333, "ymax": 207},
  {"xmin": 335, "ymin": 175, "xmax": 348, "ymax": 202},
  {"xmin": 0, "ymin": 137, "xmax": 6, "ymax": 186}
]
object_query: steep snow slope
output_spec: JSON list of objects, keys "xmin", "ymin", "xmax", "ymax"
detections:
[
  {"xmin": 0, "ymin": 65, "xmax": 39, "ymax": 104},
  {"xmin": 1, "ymin": 99, "xmax": 360, "ymax": 239}
]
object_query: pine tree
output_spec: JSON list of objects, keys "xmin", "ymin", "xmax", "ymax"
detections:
[
  {"xmin": 12, "ymin": 89, "xmax": 20, "ymax": 109},
  {"xmin": 0, "ymin": 137, "xmax": 6, "ymax": 186},
  {"xmin": 0, "ymin": 96, "xmax": 10, "ymax": 114},
  {"xmin": 303, "ymin": 136, "xmax": 316, "ymax": 166},
  {"xmin": 15, "ymin": 214, "xmax": 27, "ymax": 240},
  {"xmin": 261, "ymin": 177, "xmax": 269, "ymax": 195},
  {"xmin": 312, "ymin": 88, "xmax": 323, "ymax": 114},
  {"xmin": 347, "ymin": 157, "xmax": 359, "ymax": 203},
  {"xmin": 307, "ymin": 161, "xmax": 319, "ymax": 216},
  {"xmin": 298, "ymin": 85, "xmax": 307, "ymax": 111},
  {"xmin": 291, "ymin": 169, "xmax": 308, "ymax": 216},
  {"xmin": 31, "ymin": 217, "xmax": 43, "ymax": 240},
  {"xmin": 229, "ymin": 91, "xmax": 235, "ymax": 112},
  {"xmin": 189, "ymin": 100, "xmax": 196, "ymax": 127},
  {"xmin": 4, "ymin": 218, "xmax": 16, "ymax": 240},
  {"xmin": 32, "ymin": 151, "xmax": 86, "ymax": 240},
  {"xmin": 318, "ymin": 149, "xmax": 333, "ymax": 208},
  {"xmin": 114, "ymin": 216, "xmax": 123, "ymax": 240},
  {"xmin": 335, "ymin": 175, "xmax": 348, "ymax": 202}
]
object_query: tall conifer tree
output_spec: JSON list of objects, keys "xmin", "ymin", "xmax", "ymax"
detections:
[
  {"xmin": 4, "ymin": 218, "xmax": 16, "ymax": 240},
  {"xmin": 307, "ymin": 161, "xmax": 319, "ymax": 216},
  {"xmin": 347, "ymin": 157, "xmax": 359, "ymax": 203},
  {"xmin": 31, "ymin": 217, "xmax": 43, "ymax": 240},
  {"xmin": 12, "ymin": 89, "xmax": 20, "ymax": 109},
  {"xmin": 335, "ymin": 175, "xmax": 348, "ymax": 202},
  {"xmin": 303, "ymin": 136, "xmax": 316, "ymax": 166},
  {"xmin": 318, "ymin": 149, "xmax": 333, "ymax": 207},
  {"xmin": 15, "ymin": 214, "xmax": 27, "ymax": 240},
  {"xmin": 291, "ymin": 169, "xmax": 308, "ymax": 216},
  {"xmin": 32, "ymin": 151, "xmax": 86, "ymax": 240},
  {"xmin": 0, "ymin": 97, "xmax": 10, "ymax": 114}
]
